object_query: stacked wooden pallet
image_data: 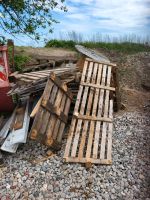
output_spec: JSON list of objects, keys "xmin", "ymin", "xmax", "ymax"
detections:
[
  {"xmin": 9, "ymin": 64, "xmax": 77, "ymax": 84},
  {"xmin": 8, "ymin": 64, "xmax": 79, "ymax": 102},
  {"xmin": 64, "ymin": 58, "xmax": 116, "ymax": 165},
  {"xmin": 30, "ymin": 73, "xmax": 72, "ymax": 150}
]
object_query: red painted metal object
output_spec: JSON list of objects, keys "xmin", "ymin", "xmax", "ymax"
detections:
[{"xmin": 0, "ymin": 45, "xmax": 14, "ymax": 112}]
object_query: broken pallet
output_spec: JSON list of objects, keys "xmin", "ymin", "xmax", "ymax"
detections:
[
  {"xmin": 64, "ymin": 58, "xmax": 116, "ymax": 165},
  {"xmin": 30, "ymin": 72, "xmax": 72, "ymax": 150}
]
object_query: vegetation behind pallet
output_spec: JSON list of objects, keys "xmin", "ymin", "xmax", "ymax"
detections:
[{"xmin": 45, "ymin": 39, "xmax": 150, "ymax": 54}]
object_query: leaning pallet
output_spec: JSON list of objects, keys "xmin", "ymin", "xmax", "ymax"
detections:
[
  {"xmin": 64, "ymin": 58, "xmax": 116, "ymax": 165},
  {"xmin": 30, "ymin": 72, "xmax": 73, "ymax": 150}
]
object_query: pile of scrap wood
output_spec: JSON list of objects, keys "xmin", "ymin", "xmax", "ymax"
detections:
[
  {"xmin": 0, "ymin": 45, "xmax": 120, "ymax": 166},
  {"xmin": 8, "ymin": 63, "xmax": 80, "ymax": 102}
]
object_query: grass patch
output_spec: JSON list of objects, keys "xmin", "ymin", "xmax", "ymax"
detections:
[{"xmin": 45, "ymin": 39, "xmax": 150, "ymax": 54}]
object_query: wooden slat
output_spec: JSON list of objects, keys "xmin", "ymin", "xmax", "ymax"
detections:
[
  {"xmin": 80, "ymin": 82, "xmax": 115, "ymax": 91},
  {"xmin": 30, "ymin": 97, "xmax": 42, "ymax": 118},
  {"xmin": 86, "ymin": 57, "xmax": 116, "ymax": 67},
  {"xmin": 92, "ymin": 65, "xmax": 107, "ymax": 159},
  {"xmin": 107, "ymin": 100, "xmax": 113, "ymax": 160},
  {"xmin": 73, "ymin": 114, "xmax": 112, "ymax": 123},
  {"xmin": 64, "ymin": 157, "xmax": 112, "ymax": 165},
  {"xmin": 100, "ymin": 66, "xmax": 112, "ymax": 159}
]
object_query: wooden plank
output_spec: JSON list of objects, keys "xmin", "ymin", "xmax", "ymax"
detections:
[
  {"xmin": 100, "ymin": 66, "xmax": 112, "ymax": 159},
  {"xmin": 92, "ymin": 64, "xmax": 107, "ymax": 159},
  {"xmin": 107, "ymin": 100, "xmax": 113, "ymax": 160},
  {"xmin": 41, "ymin": 79, "xmax": 54, "ymax": 106},
  {"xmin": 73, "ymin": 114, "xmax": 112, "ymax": 123},
  {"xmin": 80, "ymin": 82, "xmax": 115, "ymax": 91},
  {"xmin": 64, "ymin": 61, "xmax": 88, "ymax": 158},
  {"xmin": 64, "ymin": 157, "xmax": 112, "ymax": 165},
  {"xmin": 13, "ymin": 107, "xmax": 25, "ymax": 130},
  {"xmin": 30, "ymin": 97, "xmax": 42, "ymax": 118},
  {"xmin": 71, "ymin": 61, "xmax": 94, "ymax": 157},
  {"xmin": 86, "ymin": 57, "xmax": 116, "ymax": 67}
]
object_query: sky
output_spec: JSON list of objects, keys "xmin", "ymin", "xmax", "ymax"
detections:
[{"xmin": 0, "ymin": 0, "xmax": 150, "ymax": 46}]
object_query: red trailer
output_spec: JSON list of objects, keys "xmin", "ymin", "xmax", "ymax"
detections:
[{"xmin": 0, "ymin": 45, "xmax": 14, "ymax": 112}]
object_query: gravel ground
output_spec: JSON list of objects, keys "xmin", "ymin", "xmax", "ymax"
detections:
[{"xmin": 0, "ymin": 110, "xmax": 150, "ymax": 200}]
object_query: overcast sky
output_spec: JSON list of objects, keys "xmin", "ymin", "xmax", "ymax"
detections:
[{"xmin": 1, "ymin": 0, "xmax": 150, "ymax": 46}]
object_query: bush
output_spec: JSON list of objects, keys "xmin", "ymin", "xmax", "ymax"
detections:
[
  {"xmin": 45, "ymin": 39, "xmax": 76, "ymax": 49},
  {"xmin": 14, "ymin": 54, "xmax": 30, "ymax": 71}
]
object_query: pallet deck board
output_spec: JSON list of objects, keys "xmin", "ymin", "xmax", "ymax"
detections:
[{"xmin": 64, "ymin": 59, "xmax": 115, "ymax": 165}]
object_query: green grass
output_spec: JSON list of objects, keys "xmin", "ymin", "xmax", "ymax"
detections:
[{"xmin": 45, "ymin": 39, "xmax": 150, "ymax": 54}]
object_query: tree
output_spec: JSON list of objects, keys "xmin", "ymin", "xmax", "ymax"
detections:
[{"xmin": 0, "ymin": 0, "xmax": 67, "ymax": 40}]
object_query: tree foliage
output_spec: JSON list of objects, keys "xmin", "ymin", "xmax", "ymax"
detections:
[{"xmin": 0, "ymin": 0, "xmax": 67, "ymax": 40}]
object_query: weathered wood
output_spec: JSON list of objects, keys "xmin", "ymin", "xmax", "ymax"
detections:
[
  {"xmin": 85, "ymin": 63, "xmax": 98, "ymax": 159},
  {"xmin": 71, "ymin": 61, "xmax": 93, "ymax": 157},
  {"xmin": 107, "ymin": 100, "xmax": 113, "ymax": 160},
  {"xmin": 80, "ymin": 82, "xmax": 115, "ymax": 91},
  {"xmin": 49, "ymin": 72, "xmax": 73, "ymax": 100},
  {"xmin": 86, "ymin": 57, "xmax": 116, "ymax": 67},
  {"xmin": 75, "ymin": 45, "xmax": 110, "ymax": 63},
  {"xmin": 64, "ymin": 157, "xmax": 112, "ymax": 165},
  {"xmin": 30, "ymin": 97, "xmax": 42, "ymax": 118},
  {"xmin": 100, "ymin": 66, "xmax": 112, "ymax": 159},
  {"xmin": 73, "ymin": 114, "xmax": 112, "ymax": 123},
  {"xmin": 13, "ymin": 107, "xmax": 25, "ymax": 130},
  {"xmin": 30, "ymin": 73, "xmax": 72, "ymax": 149},
  {"xmin": 92, "ymin": 65, "xmax": 107, "ymax": 159},
  {"xmin": 76, "ymin": 55, "xmax": 86, "ymax": 71},
  {"xmin": 78, "ymin": 63, "xmax": 102, "ymax": 159},
  {"xmin": 64, "ymin": 59, "xmax": 115, "ymax": 165}
]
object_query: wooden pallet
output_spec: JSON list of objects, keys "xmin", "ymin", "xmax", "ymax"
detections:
[
  {"xmin": 30, "ymin": 72, "xmax": 72, "ymax": 150},
  {"xmin": 64, "ymin": 58, "xmax": 115, "ymax": 165}
]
